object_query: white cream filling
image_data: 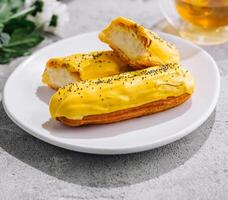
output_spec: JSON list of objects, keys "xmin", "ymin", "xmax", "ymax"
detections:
[
  {"xmin": 109, "ymin": 26, "xmax": 148, "ymax": 59},
  {"xmin": 46, "ymin": 67, "xmax": 80, "ymax": 88}
]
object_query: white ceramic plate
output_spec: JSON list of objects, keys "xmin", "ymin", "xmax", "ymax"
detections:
[{"xmin": 3, "ymin": 31, "xmax": 220, "ymax": 154}]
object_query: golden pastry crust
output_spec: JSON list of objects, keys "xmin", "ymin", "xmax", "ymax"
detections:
[
  {"xmin": 99, "ymin": 17, "xmax": 180, "ymax": 69},
  {"xmin": 57, "ymin": 93, "xmax": 190, "ymax": 126}
]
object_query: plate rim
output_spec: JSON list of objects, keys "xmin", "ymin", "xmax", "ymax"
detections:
[{"xmin": 2, "ymin": 31, "xmax": 221, "ymax": 154}]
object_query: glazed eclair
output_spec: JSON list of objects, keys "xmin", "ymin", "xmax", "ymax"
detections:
[
  {"xmin": 99, "ymin": 17, "xmax": 180, "ymax": 69},
  {"xmin": 42, "ymin": 50, "xmax": 129, "ymax": 89},
  {"xmin": 49, "ymin": 63, "xmax": 194, "ymax": 126}
]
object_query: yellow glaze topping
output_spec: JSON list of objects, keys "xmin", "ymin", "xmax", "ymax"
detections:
[
  {"xmin": 50, "ymin": 63, "xmax": 194, "ymax": 120},
  {"xmin": 44, "ymin": 50, "xmax": 129, "ymax": 81}
]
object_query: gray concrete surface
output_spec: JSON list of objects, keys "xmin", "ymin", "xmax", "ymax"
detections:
[{"xmin": 0, "ymin": 0, "xmax": 228, "ymax": 199}]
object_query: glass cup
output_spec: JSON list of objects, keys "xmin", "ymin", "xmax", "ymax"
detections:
[{"xmin": 160, "ymin": 0, "xmax": 228, "ymax": 45}]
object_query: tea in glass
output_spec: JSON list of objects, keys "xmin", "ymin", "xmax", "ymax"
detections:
[{"xmin": 175, "ymin": 0, "xmax": 228, "ymax": 45}]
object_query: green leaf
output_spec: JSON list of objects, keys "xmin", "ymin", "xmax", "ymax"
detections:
[
  {"xmin": 49, "ymin": 14, "xmax": 58, "ymax": 27},
  {"xmin": 7, "ymin": 6, "xmax": 35, "ymax": 21},
  {"xmin": 31, "ymin": 0, "xmax": 44, "ymax": 16},
  {"xmin": 3, "ymin": 18, "xmax": 36, "ymax": 34},
  {"xmin": 0, "ymin": 48, "xmax": 28, "ymax": 64},
  {"xmin": 7, "ymin": 29, "xmax": 44, "ymax": 49},
  {"xmin": 0, "ymin": 32, "xmax": 10, "ymax": 47},
  {"xmin": 0, "ymin": 0, "xmax": 45, "ymax": 64},
  {"xmin": 0, "ymin": 51, "xmax": 12, "ymax": 64},
  {"xmin": 0, "ymin": 23, "xmax": 4, "ymax": 32},
  {"xmin": 0, "ymin": 0, "xmax": 12, "ymax": 24},
  {"xmin": 0, "ymin": 47, "xmax": 31, "ymax": 64},
  {"xmin": 0, "ymin": 0, "xmax": 35, "ymax": 26},
  {"xmin": 0, "ymin": 28, "xmax": 44, "ymax": 64},
  {"xmin": 2, "ymin": 46, "xmax": 30, "ymax": 56}
]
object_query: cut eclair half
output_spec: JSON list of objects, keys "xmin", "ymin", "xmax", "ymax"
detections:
[
  {"xmin": 42, "ymin": 50, "xmax": 130, "ymax": 89},
  {"xmin": 99, "ymin": 17, "xmax": 180, "ymax": 69}
]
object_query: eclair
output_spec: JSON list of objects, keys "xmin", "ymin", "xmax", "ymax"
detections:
[
  {"xmin": 99, "ymin": 17, "xmax": 180, "ymax": 69},
  {"xmin": 42, "ymin": 50, "xmax": 129, "ymax": 89},
  {"xmin": 49, "ymin": 63, "xmax": 194, "ymax": 126}
]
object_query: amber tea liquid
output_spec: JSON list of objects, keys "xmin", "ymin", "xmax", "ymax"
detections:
[{"xmin": 175, "ymin": 0, "xmax": 228, "ymax": 28}]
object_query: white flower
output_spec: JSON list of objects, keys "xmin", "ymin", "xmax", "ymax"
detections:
[
  {"xmin": 24, "ymin": 0, "xmax": 35, "ymax": 8},
  {"xmin": 25, "ymin": 0, "xmax": 69, "ymax": 36},
  {"xmin": 43, "ymin": 2, "xmax": 69, "ymax": 36}
]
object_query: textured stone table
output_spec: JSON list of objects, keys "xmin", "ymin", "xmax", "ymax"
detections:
[{"xmin": 0, "ymin": 0, "xmax": 228, "ymax": 199}]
